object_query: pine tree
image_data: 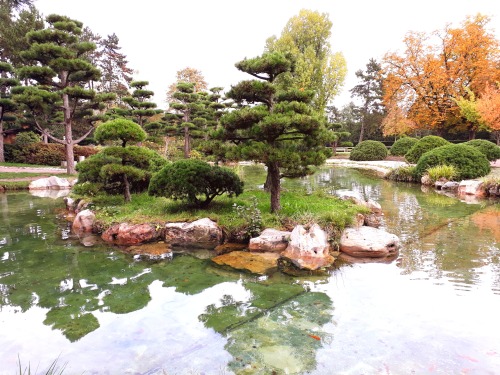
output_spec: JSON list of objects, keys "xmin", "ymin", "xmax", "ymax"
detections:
[
  {"xmin": 14, "ymin": 14, "xmax": 114, "ymax": 174},
  {"xmin": 0, "ymin": 61, "xmax": 19, "ymax": 162},
  {"xmin": 121, "ymin": 80, "xmax": 161, "ymax": 128}
]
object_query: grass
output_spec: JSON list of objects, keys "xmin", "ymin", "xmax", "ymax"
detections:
[
  {"xmin": 17, "ymin": 356, "xmax": 67, "ymax": 375},
  {"xmin": 0, "ymin": 162, "xmax": 64, "ymax": 168},
  {"xmin": 82, "ymin": 187, "xmax": 367, "ymax": 237},
  {"xmin": 0, "ymin": 172, "xmax": 73, "ymax": 179}
]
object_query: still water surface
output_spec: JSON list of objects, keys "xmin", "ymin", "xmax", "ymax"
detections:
[{"xmin": 0, "ymin": 166, "xmax": 499, "ymax": 374}]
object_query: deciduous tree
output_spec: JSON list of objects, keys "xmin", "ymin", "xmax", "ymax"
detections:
[
  {"xmin": 476, "ymin": 84, "xmax": 500, "ymax": 144},
  {"xmin": 265, "ymin": 9, "xmax": 346, "ymax": 112},
  {"xmin": 166, "ymin": 67, "xmax": 207, "ymax": 103}
]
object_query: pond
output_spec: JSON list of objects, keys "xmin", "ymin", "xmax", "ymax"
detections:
[{"xmin": 0, "ymin": 166, "xmax": 499, "ymax": 374}]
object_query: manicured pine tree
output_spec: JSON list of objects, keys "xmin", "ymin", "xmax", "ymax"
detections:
[
  {"xmin": 14, "ymin": 14, "xmax": 114, "ymax": 174},
  {"xmin": 0, "ymin": 62, "xmax": 19, "ymax": 162},
  {"xmin": 122, "ymin": 80, "xmax": 162, "ymax": 128},
  {"xmin": 218, "ymin": 52, "xmax": 333, "ymax": 213}
]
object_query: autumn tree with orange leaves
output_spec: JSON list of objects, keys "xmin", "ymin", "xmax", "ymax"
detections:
[
  {"xmin": 166, "ymin": 67, "xmax": 208, "ymax": 104},
  {"xmin": 382, "ymin": 14, "xmax": 500, "ymax": 139},
  {"xmin": 476, "ymin": 84, "xmax": 500, "ymax": 145}
]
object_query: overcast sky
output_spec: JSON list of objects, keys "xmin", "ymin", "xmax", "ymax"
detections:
[{"xmin": 34, "ymin": 0, "xmax": 499, "ymax": 109}]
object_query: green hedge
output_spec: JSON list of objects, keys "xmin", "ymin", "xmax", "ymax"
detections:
[
  {"xmin": 465, "ymin": 139, "xmax": 500, "ymax": 161},
  {"xmin": 349, "ymin": 140, "xmax": 388, "ymax": 161},
  {"xmin": 415, "ymin": 144, "xmax": 491, "ymax": 179},
  {"xmin": 405, "ymin": 136, "xmax": 449, "ymax": 163},
  {"xmin": 390, "ymin": 137, "xmax": 418, "ymax": 156}
]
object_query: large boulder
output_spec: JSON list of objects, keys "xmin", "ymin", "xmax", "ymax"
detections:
[
  {"xmin": 212, "ymin": 251, "xmax": 280, "ymax": 275},
  {"xmin": 458, "ymin": 180, "xmax": 485, "ymax": 197},
  {"xmin": 248, "ymin": 228, "xmax": 291, "ymax": 252},
  {"xmin": 72, "ymin": 209, "xmax": 95, "ymax": 233},
  {"xmin": 29, "ymin": 176, "xmax": 71, "ymax": 190},
  {"xmin": 280, "ymin": 224, "xmax": 334, "ymax": 270},
  {"xmin": 164, "ymin": 218, "xmax": 222, "ymax": 249},
  {"xmin": 102, "ymin": 223, "xmax": 162, "ymax": 246},
  {"xmin": 340, "ymin": 226, "xmax": 400, "ymax": 258}
]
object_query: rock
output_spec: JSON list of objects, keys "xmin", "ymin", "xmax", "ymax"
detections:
[
  {"xmin": 125, "ymin": 242, "xmax": 172, "ymax": 260},
  {"xmin": 364, "ymin": 213, "xmax": 383, "ymax": 228},
  {"xmin": 164, "ymin": 218, "xmax": 222, "ymax": 249},
  {"xmin": 75, "ymin": 199, "xmax": 89, "ymax": 213},
  {"xmin": 248, "ymin": 228, "xmax": 291, "ymax": 252},
  {"xmin": 442, "ymin": 181, "xmax": 459, "ymax": 191},
  {"xmin": 215, "ymin": 242, "xmax": 248, "ymax": 255},
  {"xmin": 64, "ymin": 197, "xmax": 76, "ymax": 212},
  {"xmin": 354, "ymin": 213, "xmax": 365, "ymax": 227},
  {"xmin": 102, "ymin": 223, "xmax": 162, "ymax": 246},
  {"xmin": 366, "ymin": 199, "xmax": 382, "ymax": 214},
  {"xmin": 335, "ymin": 190, "xmax": 366, "ymax": 206},
  {"xmin": 339, "ymin": 252, "xmax": 398, "ymax": 264},
  {"xmin": 421, "ymin": 174, "xmax": 433, "ymax": 186},
  {"xmin": 340, "ymin": 226, "xmax": 400, "ymax": 258},
  {"xmin": 280, "ymin": 224, "xmax": 334, "ymax": 270},
  {"xmin": 29, "ymin": 176, "xmax": 71, "ymax": 190},
  {"xmin": 458, "ymin": 180, "xmax": 485, "ymax": 197},
  {"xmin": 212, "ymin": 251, "xmax": 280, "ymax": 275},
  {"xmin": 79, "ymin": 234, "xmax": 101, "ymax": 247},
  {"xmin": 72, "ymin": 209, "xmax": 95, "ymax": 233}
]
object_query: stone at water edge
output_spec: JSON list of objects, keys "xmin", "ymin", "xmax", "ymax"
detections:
[
  {"xmin": 211, "ymin": 251, "xmax": 280, "ymax": 275},
  {"xmin": 458, "ymin": 180, "xmax": 485, "ymax": 197},
  {"xmin": 164, "ymin": 218, "xmax": 223, "ymax": 249},
  {"xmin": 280, "ymin": 224, "xmax": 334, "ymax": 271},
  {"xmin": 28, "ymin": 176, "xmax": 71, "ymax": 190},
  {"xmin": 102, "ymin": 223, "xmax": 162, "ymax": 246},
  {"xmin": 72, "ymin": 209, "xmax": 95, "ymax": 233},
  {"xmin": 248, "ymin": 228, "xmax": 291, "ymax": 252},
  {"xmin": 340, "ymin": 226, "xmax": 400, "ymax": 258}
]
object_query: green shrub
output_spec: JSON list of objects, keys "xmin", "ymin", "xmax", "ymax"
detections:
[
  {"xmin": 405, "ymin": 136, "xmax": 449, "ymax": 163},
  {"xmin": 149, "ymin": 159, "xmax": 244, "ymax": 208},
  {"xmin": 390, "ymin": 137, "xmax": 418, "ymax": 156},
  {"xmin": 13, "ymin": 131, "xmax": 41, "ymax": 147},
  {"xmin": 349, "ymin": 140, "xmax": 388, "ymax": 161},
  {"xmin": 340, "ymin": 141, "xmax": 353, "ymax": 147},
  {"xmin": 465, "ymin": 139, "xmax": 500, "ymax": 161},
  {"xmin": 72, "ymin": 181, "xmax": 104, "ymax": 196},
  {"xmin": 22, "ymin": 143, "xmax": 66, "ymax": 165},
  {"xmin": 415, "ymin": 144, "xmax": 490, "ymax": 179},
  {"xmin": 426, "ymin": 164, "xmax": 458, "ymax": 182},
  {"xmin": 385, "ymin": 165, "xmax": 417, "ymax": 182}
]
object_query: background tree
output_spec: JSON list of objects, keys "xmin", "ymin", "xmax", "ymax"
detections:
[
  {"xmin": 14, "ymin": 14, "xmax": 114, "ymax": 174},
  {"xmin": 476, "ymin": 84, "xmax": 500, "ymax": 144},
  {"xmin": 0, "ymin": 62, "xmax": 18, "ymax": 162},
  {"xmin": 121, "ymin": 80, "xmax": 161, "ymax": 128},
  {"xmin": 265, "ymin": 9, "xmax": 347, "ymax": 112},
  {"xmin": 383, "ymin": 14, "xmax": 500, "ymax": 138},
  {"xmin": 350, "ymin": 58, "xmax": 385, "ymax": 142},
  {"xmin": 166, "ymin": 67, "xmax": 207, "ymax": 103},
  {"xmin": 218, "ymin": 52, "xmax": 333, "ymax": 213}
]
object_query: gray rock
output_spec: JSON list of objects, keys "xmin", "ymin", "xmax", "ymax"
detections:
[
  {"xmin": 164, "ymin": 218, "xmax": 222, "ymax": 249},
  {"xmin": 248, "ymin": 228, "xmax": 291, "ymax": 252},
  {"xmin": 29, "ymin": 176, "xmax": 71, "ymax": 190},
  {"xmin": 340, "ymin": 226, "xmax": 400, "ymax": 258},
  {"xmin": 72, "ymin": 209, "xmax": 95, "ymax": 233}
]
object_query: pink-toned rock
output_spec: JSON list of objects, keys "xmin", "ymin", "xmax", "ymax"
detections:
[
  {"xmin": 366, "ymin": 199, "xmax": 382, "ymax": 214},
  {"xmin": 281, "ymin": 224, "xmax": 334, "ymax": 270},
  {"xmin": 364, "ymin": 213, "xmax": 383, "ymax": 228},
  {"xmin": 72, "ymin": 209, "xmax": 95, "ymax": 233},
  {"xmin": 212, "ymin": 251, "xmax": 280, "ymax": 275},
  {"xmin": 102, "ymin": 223, "xmax": 162, "ymax": 246},
  {"xmin": 248, "ymin": 228, "xmax": 291, "ymax": 252},
  {"xmin": 458, "ymin": 180, "xmax": 485, "ymax": 197},
  {"xmin": 340, "ymin": 226, "xmax": 400, "ymax": 258},
  {"xmin": 164, "ymin": 218, "xmax": 222, "ymax": 249}
]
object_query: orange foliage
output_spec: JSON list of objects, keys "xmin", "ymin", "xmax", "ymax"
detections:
[
  {"xmin": 382, "ymin": 14, "xmax": 500, "ymax": 134},
  {"xmin": 381, "ymin": 101, "xmax": 417, "ymax": 136},
  {"xmin": 476, "ymin": 84, "xmax": 500, "ymax": 131}
]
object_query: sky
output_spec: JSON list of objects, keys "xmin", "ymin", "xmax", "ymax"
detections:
[{"xmin": 34, "ymin": 0, "xmax": 500, "ymax": 109}]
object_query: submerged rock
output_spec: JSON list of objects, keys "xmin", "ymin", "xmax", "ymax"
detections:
[
  {"xmin": 126, "ymin": 242, "xmax": 172, "ymax": 260},
  {"xmin": 340, "ymin": 226, "xmax": 400, "ymax": 258},
  {"xmin": 212, "ymin": 251, "xmax": 280, "ymax": 275},
  {"xmin": 102, "ymin": 223, "xmax": 162, "ymax": 246},
  {"xmin": 214, "ymin": 242, "xmax": 248, "ymax": 255},
  {"xmin": 280, "ymin": 224, "xmax": 334, "ymax": 271},
  {"xmin": 248, "ymin": 228, "xmax": 290, "ymax": 252},
  {"xmin": 164, "ymin": 218, "xmax": 222, "ymax": 249}
]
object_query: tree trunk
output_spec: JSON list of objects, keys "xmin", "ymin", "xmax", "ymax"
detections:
[
  {"xmin": 358, "ymin": 121, "xmax": 365, "ymax": 143},
  {"xmin": 123, "ymin": 174, "xmax": 131, "ymax": 202},
  {"xmin": 184, "ymin": 126, "xmax": 190, "ymax": 158},
  {"xmin": 468, "ymin": 128, "xmax": 476, "ymax": 140},
  {"xmin": 0, "ymin": 115, "xmax": 4, "ymax": 163},
  {"xmin": 267, "ymin": 161, "xmax": 281, "ymax": 213},
  {"xmin": 62, "ymin": 92, "xmax": 76, "ymax": 174}
]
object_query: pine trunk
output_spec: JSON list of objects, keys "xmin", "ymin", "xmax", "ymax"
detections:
[
  {"xmin": 123, "ymin": 174, "xmax": 131, "ymax": 202},
  {"xmin": 62, "ymin": 91, "xmax": 76, "ymax": 174},
  {"xmin": 267, "ymin": 162, "xmax": 281, "ymax": 213},
  {"xmin": 184, "ymin": 126, "xmax": 190, "ymax": 158},
  {"xmin": 0, "ymin": 115, "xmax": 4, "ymax": 163}
]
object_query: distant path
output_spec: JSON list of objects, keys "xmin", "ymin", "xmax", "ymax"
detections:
[{"xmin": 0, "ymin": 166, "xmax": 66, "ymax": 174}]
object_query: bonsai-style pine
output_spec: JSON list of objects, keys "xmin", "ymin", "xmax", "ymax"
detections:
[
  {"xmin": 218, "ymin": 52, "xmax": 333, "ymax": 212},
  {"xmin": 148, "ymin": 159, "xmax": 243, "ymax": 208},
  {"xmin": 77, "ymin": 118, "xmax": 167, "ymax": 202}
]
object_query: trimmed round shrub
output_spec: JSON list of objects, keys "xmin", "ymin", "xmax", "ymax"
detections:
[
  {"xmin": 465, "ymin": 139, "xmax": 500, "ymax": 161},
  {"xmin": 405, "ymin": 136, "xmax": 449, "ymax": 163},
  {"xmin": 349, "ymin": 140, "xmax": 388, "ymax": 161},
  {"xmin": 415, "ymin": 144, "xmax": 490, "ymax": 179},
  {"xmin": 149, "ymin": 159, "xmax": 244, "ymax": 208},
  {"xmin": 390, "ymin": 137, "xmax": 418, "ymax": 156}
]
